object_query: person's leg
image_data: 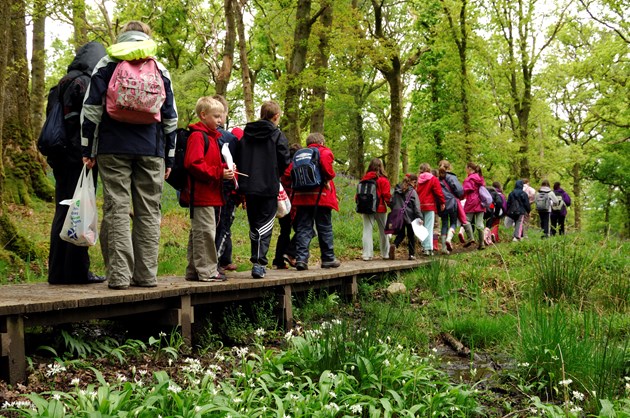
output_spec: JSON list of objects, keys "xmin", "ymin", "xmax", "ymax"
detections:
[
  {"xmin": 514, "ymin": 215, "xmax": 524, "ymax": 240},
  {"xmin": 48, "ymin": 160, "xmax": 92, "ymax": 284},
  {"xmin": 294, "ymin": 206, "xmax": 315, "ymax": 265},
  {"xmin": 422, "ymin": 211, "xmax": 435, "ymax": 253},
  {"xmin": 375, "ymin": 212, "xmax": 390, "ymax": 259},
  {"xmin": 315, "ymin": 207, "xmax": 336, "ymax": 263},
  {"xmin": 362, "ymin": 214, "xmax": 374, "ymax": 260},
  {"xmin": 189, "ymin": 206, "xmax": 219, "ymax": 280},
  {"xmin": 245, "ymin": 195, "xmax": 277, "ymax": 267},
  {"xmin": 216, "ymin": 191, "xmax": 237, "ymax": 267},
  {"xmin": 522, "ymin": 213, "xmax": 531, "ymax": 238},
  {"xmin": 130, "ymin": 156, "xmax": 164, "ymax": 286},
  {"xmin": 97, "ymin": 154, "xmax": 134, "ymax": 288},
  {"xmin": 539, "ymin": 211, "xmax": 550, "ymax": 237},
  {"xmin": 273, "ymin": 214, "xmax": 292, "ymax": 267},
  {"xmin": 473, "ymin": 212, "xmax": 485, "ymax": 249},
  {"xmin": 406, "ymin": 224, "xmax": 416, "ymax": 258},
  {"xmin": 559, "ymin": 215, "xmax": 566, "ymax": 235}
]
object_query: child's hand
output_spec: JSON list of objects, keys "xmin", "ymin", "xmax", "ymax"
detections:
[{"xmin": 223, "ymin": 168, "xmax": 234, "ymax": 180}]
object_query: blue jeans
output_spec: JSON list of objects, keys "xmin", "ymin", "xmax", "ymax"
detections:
[
  {"xmin": 421, "ymin": 211, "xmax": 435, "ymax": 251},
  {"xmin": 294, "ymin": 206, "xmax": 335, "ymax": 263}
]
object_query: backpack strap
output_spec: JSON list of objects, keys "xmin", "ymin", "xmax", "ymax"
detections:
[{"xmin": 189, "ymin": 132, "xmax": 209, "ymax": 219}]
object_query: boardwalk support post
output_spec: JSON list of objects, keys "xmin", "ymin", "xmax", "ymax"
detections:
[{"xmin": 0, "ymin": 316, "xmax": 26, "ymax": 384}]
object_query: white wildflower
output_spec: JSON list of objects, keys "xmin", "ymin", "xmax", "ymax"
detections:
[
  {"xmin": 570, "ymin": 406, "xmax": 583, "ymax": 413},
  {"xmin": 159, "ymin": 331, "xmax": 167, "ymax": 337},
  {"xmin": 397, "ymin": 344, "xmax": 403, "ymax": 350},
  {"xmin": 332, "ymin": 319, "xmax": 341, "ymax": 325},
  {"xmin": 518, "ymin": 362, "xmax": 530, "ymax": 368},
  {"xmin": 52, "ymin": 394, "xmax": 61, "ymax": 401},
  {"xmin": 45, "ymin": 363, "xmax": 67, "ymax": 377},
  {"xmin": 349, "ymin": 404, "xmax": 363, "ymax": 414},
  {"xmin": 168, "ymin": 359, "xmax": 173, "ymax": 366},
  {"xmin": 138, "ymin": 369, "xmax": 148, "ymax": 376},
  {"xmin": 168, "ymin": 383, "xmax": 181, "ymax": 393},
  {"xmin": 325, "ymin": 402, "xmax": 340, "ymax": 412},
  {"xmin": 255, "ymin": 328, "xmax": 266, "ymax": 337},
  {"xmin": 329, "ymin": 390, "xmax": 337, "ymax": 398},
  {"xmin": 559, "ymin": 379, "xmax": 573, "ymax": 386},
  {"xmin": 234, "ymin": 371, "xmax": 245, "ymax": 378},
  {"xmin": 572, "ymin": 391, "xmax": 584, "ymax": 401},
  {"xmin": 116, "ymin": 373, "xmax": 127, "ymax": 382},
  {"xmin": 70, "ymin": 378, "xmax": 80, "ymax": 385},
  {"xmin": 233, "ymin": 398, "xmax": 243, "ymax": 404},
  {"xmin": 284, "ymin": 329, "xmax": 294, "ymax": 340},
  {"xmin": 383, "ymin": 359, "xmax": 391, "ymax": 367},
  {"xmin": 284, "ymin": 370, "xmax": 294, "ymax": 376},
  {"xmin": 283, "ymin": 381, "xmax": 294, "ymax": 389}
]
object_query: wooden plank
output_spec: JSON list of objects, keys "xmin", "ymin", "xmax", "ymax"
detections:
[
  {"xmin": 179, "ymin": 295, "xmax": 192, "ymax": 345},
  {"xmin": 279, "ymin": 285, "xmax": 293, "ymax": 330}
]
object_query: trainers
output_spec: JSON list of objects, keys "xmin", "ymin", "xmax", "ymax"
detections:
[
  {"xmin": 200, "ymin": 272, "xmax": 227, "ymax": 282},
  {"xmin": 108, "ymin": 283, "xmax": 130, "ymax": 290},
  {"xmin": 512, "ymin": 237, "xmax": 519, "ymax": 242},
  {"xmin": 362, "ymin": 257, "xmax": 372, "ymax": 261},
  {"xmin": 423, "ymin": 249, "xmax": 433, "ymax": 256},
  {"xmin": 283, "ymin": 254, "xmax": 297, "ymax": 268},
  {"xmin": 389, "ymin": 245, "xmax": 396, "ymax": 260},
  {"xmin": 252, "ymin": 264, "xmax": 266, "ymax": 279},
  {"xmin": 87, "ymin": 272, "xmax": 107, "ymax": 283},
  {"xmin": 273, "ymin": 263, "xmax": 288, "ymax": 270},
  {"xmin": 321, "ymin": 259, "xmax": 341, "ymax": 269},
  {"xmin": 445, "ymin": 240, "xmax": 453, "ymax": 252},
  {"xmin": 408, "ymin": 255, "xmax": 416, "ymax": 260},
  {"xmin": 295, "ymin": 261, "xmax": 308, "ymax": 271}
]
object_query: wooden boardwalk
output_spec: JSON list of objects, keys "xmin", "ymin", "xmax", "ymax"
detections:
[{"xmin": 0, "ymin": 259, "xmax": 425, "ymax": 384}]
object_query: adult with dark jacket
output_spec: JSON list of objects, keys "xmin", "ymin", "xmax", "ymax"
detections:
[
  {"xmin": 235, "ymin": 100, "xmax": 290, "ymax": 279},
  {"xmin": 506, "ymin": 180, "xmax": 531, "ymax": 241},
  {"xmin": 81, "ymin": 21, "xmax": 178, "ymax": 289},
  {"xmin": 416, "ymin": 163, "xmax": 446, "ymax": 256},
  {"xmin": 47, "ymin": 41, "xmax": 107, "ymax": 285},
  {"xmin": 389, "ymin": 174, "xmax": 422, "ymax": 260},
  {"xmin": 291, "ymin": 133, "xmax": 341, "ymax": 271},
  {"xmin": 551, "ymin": 182, "xmax": 571, "ymax": 236},
  {"xmin": 359, "ymin": 158, "xmax": 392, "ymax": 261},
  {"xmin": 437, "ymin": 160, "xmax": 469, "ymax": 254}
]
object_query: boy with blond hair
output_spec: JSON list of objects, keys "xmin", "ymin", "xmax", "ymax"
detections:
[{"xmin": 181, "ymin": 96, "xmax": 234, "ymax": 282}]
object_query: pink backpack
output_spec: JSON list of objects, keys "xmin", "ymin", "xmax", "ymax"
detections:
[{"xmin": 106, "ymin": 58, "xmax": 166, "ymax": 124}]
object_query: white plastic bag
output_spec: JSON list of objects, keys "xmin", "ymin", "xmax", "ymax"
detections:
[
  {"xmin": 59, "ymin": 165, "xmax": 98, "ymax": 246},
  {"xmin": 277, "ymin": 183, "xmax": 292, "ymax": 218}
]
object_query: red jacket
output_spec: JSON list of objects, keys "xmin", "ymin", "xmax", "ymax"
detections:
[
  {"xmin": 291, "ymin": 144, "xmax": 339, "ymax": 211},
  {"xmin": 180, "ymin": 121, "xmax": 225, "ymax": 207},
  {"xmin": 463, "ymin": 173, "xmax": 486, "ymax": 213},
  {"xmin": 359, "ymin": 171, "xmax": 391, "ymax": 213},
  {"xmin": 416, "ymin": 172, "xmax": 445, "ymax": 213}
]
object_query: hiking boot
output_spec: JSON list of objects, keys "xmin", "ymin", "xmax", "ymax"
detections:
[
  {"xmin": 108, "ymin": 283, "xmax": 130, "ymax": 290},
  {"xmin": 389, "ymin": 244, "xmax": 396, "ymax": 260},
  {"xmin": 296, "ymin": 261, "xmax": 308, "ymax": 271},
  {"xmin": 408, "ymin": 255, "xmax": 416, "ymax": 260},
  {"xmin": 273, "ymin": 263, "xmax": 288, "ymax": 270},
  {"xmin": 87, "ymin": 272, "xmax": 107, "ymax": 283},
  {"xmin": 321, "ymin": 259, "xmax": 341, "ymax": 269},
  {"xmin": 221, "ymin": 263, "xmax": 238, "ymax": 271},
  {"xmin": 252, "ymin": 264, "xmax": 266, "ymax": 279}
]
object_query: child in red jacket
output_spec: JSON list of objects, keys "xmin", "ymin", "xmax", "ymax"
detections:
[
  {"xmin": 359, "ymin": 158, "xmax": 392, "ymax": 261},
  {"xmin": 181, "ymin": 97, "xmax": 234, "ymax": 282},
  {"xmin": 291, "ymin": 133, "xmax": 340, "ymax": 270}
]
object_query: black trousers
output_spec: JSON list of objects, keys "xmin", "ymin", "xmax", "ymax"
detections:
[
  {"xmin": 245, "ymin": 195, "xmax": 277, "ymax": 266},
  {"xmin": 394, "ymin": 223, "xmax": 416, "ymax": 257},
  {"xmin": 273, "ymin": 213, "xmax": 296, "ymax": 266},
  {"xmin": 48, "ymin": 160, "xmax": 97, "ymax": 284},
  {"xmin": 215, "ymin": 190, "xmax": 237, "ymax": 266}
]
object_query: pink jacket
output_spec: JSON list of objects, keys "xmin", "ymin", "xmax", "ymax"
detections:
[
  {"xmin": 416, "ymin": 172, "xmax": 445, "ymax": 213},
  {"xmin": 463, "ymin": 173, "xmax": 486, "ymax": 213}
]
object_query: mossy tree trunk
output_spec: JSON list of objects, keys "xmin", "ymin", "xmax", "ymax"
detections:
[{"xmin": 0, "ymin": 0, "xmax": 53, "ymax": 260}]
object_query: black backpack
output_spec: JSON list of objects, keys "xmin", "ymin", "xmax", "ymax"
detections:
[
  {"xmin": 291, "ymin": 147, "xmax": 322, "ymax": 190},
  {"xmin": 166, "ymin": 128, "xmax": 209, "ymax": 192},
  {"xmin": 37, "ymin": 73, "xmax": 86, "ymax": 156},
  {"xmin": 356, "ymin": 179, "xmax": 379, "ymax": 214}
]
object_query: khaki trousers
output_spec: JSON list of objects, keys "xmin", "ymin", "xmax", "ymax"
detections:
[
  {"xmin": 98, "ymin": 154, "xmax": 164, "ymax": 287},
  {"xmin": 186, "ymin": 206, "xmax": 219, "ymax": 280}
]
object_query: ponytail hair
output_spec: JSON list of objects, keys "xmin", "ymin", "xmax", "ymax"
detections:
[
  {"xmin": 367, "ymin": 158, "xmax": 387, "ymax": 177},
  {"xmin": 402, "ymin": 173, "xmax": 418, "ymax": 192},
  {"xmin": 466, "ymin": 162, "xmax": 482, "ymax": 177}
]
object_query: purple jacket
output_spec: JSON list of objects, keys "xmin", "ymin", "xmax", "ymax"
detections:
[
  {"xmin": 553, "ymin": 187, "xmax": 571, "ymax": 217},
  {"xmin": 463, "ymin": 173, "xmax": 486, "ymax": 213}
]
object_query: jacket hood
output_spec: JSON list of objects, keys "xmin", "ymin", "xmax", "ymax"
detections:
[
  {"xmin": 107, "ymin": 31, "xmax": 157, "ymax": 60},
  {"xmin": 363, "ymin": 171, "xmax": 379, "ymax": 181},
  {"xmin": 243, "ymin": 120, "xmax": 280, "ymax": 141},
  {"xmin": 418, "ymin": 172, "xmax": 433, "ymax": 184},
  {"xmin": 67, "ymin": 41, "xmax": 107, "ymax": 74},
  {"xmin": 467, "ymin": 173, "xmax": 484, "ymax": 185},
  {"xmin": 515, "ymin": 180, "xmax": 524, "ymax": 190},
  {"xmin": 539, "ymin": 186, "xmax": 552, "ymax": 192},
  {"xmin": 554, "ymin": 187, "xmax": 566, "ymax": 193}
]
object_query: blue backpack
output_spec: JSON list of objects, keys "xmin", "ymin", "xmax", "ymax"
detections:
[{"xmin": 291, "ymin": 147, "xmax": 322, "ymax": 190}]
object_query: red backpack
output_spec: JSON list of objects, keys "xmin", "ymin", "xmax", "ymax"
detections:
[{"xmin": 106, "ymin": 58, "xmax": 166, "ymax": 124}]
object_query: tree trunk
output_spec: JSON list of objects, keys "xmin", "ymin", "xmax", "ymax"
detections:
[
  {"xmin": 0, "ymin": 0, "xmax": 49, "ymax": 260},
  {"xmin": 72, "ymin": 0, "xmax": 88, "ymax": 50},
  {"xmin": 30, "ymin": 4, "xmax": 46, "ymax": 138},
  {"xmin": 215, "ymin": 0, "xmax": 236, "ymax": 97},
  {"xmin": 384, "ymin": 63, "xmax": 403, "ymax": 183},
  {"xmin": 309, "ymin": 0, "xmax": 332, "ymax": 134},
  {"xmin": 348, "ymin": 105, "xmax": 365, "ymax": 178},
  {"xmin": 571, "ymin": 162, "xmax": 581, "ymax": 231},
  {"xmin": 429, "ymin": 69, "xmax": 444, "ymax": 160},
  {"xmin": 234, "ymin": 0, "xmax": 255, "ymax": 122}
]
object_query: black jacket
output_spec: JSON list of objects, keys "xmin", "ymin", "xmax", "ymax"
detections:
[
  {"xmin": 235, "ymin": 120, "xmax": 290, "ymax": 196},
  {"xmin": 391, "ymin": 184, "xmax": 422, "ymax": 224},
  {"xmin": 506, "ymin": 180, "xmax": 531, "ymax": 219}
]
